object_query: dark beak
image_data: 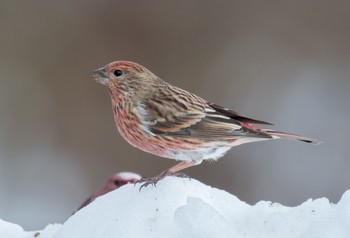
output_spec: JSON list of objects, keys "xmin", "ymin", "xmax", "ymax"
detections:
[
  {"xmin": 91, "ymin": 67, "xmax": 108, "ymax": 78},
  {"xmin": 91, "ymin": 67, "xmax": 109, "ymax": 86}
]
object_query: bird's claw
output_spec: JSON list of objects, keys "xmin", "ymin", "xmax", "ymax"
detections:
[
  {"xmin": 135, "ymin": 171, "xmax": 191, "ymax": 191},
  {"xmin": 137, "ymin": 177, "xmax": 160, "ymax": 191},
  {"xmin": 172, "ymin": 172, "xmax": 191, "ymax": 179}
]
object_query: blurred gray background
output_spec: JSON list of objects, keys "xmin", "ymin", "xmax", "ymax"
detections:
[{"xmin": 1, "ymin": 0, "xmax": 349, "ymax": 230}]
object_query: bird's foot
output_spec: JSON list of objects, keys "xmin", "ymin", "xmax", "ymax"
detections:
[
  {"xmin": 135, "ymin": 170, "xmax": 191, "ymax": 191},
  {"xmin": 172, "ymin": 172, "xmax": 191, "ymax": 179}
]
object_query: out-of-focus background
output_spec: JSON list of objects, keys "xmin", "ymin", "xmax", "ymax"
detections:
[{"xmin": 0, "ymin": 0, "xmax": 349, "ymax": 230}]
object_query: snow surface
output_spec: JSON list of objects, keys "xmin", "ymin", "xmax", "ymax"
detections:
[{"xmin": 1, "ymin": 177, "xmax": 349, "ymax": 238}]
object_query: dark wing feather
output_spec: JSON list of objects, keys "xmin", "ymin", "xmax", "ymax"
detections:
[
  {"xmin": 137, "ymin": 89, "xmax": 272, "ymax": 140},
  {"xmin": 208, "ymin": 103, "xmax": 273, "ymax": 125},
  {"xmin": 137, "ymin": 97, "xmax": 205, "ymax": 134},
  {"xmin": 182, "ymin": 115, "xmax": 271, "ymax": 139}
]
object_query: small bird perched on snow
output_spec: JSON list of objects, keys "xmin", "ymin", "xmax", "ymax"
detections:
[
  {"xmin": 91, "ymin": 61, "xmax": 319, "ymax": 187},
  {"xmin": 76, "ymin": 172, "xmax": 141, "ymax": 211}
]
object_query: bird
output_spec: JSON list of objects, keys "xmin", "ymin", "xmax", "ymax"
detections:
[
  {"xmin": 76, "ymin": 172, "xmax": 141, "ymax": 211},
  {"xmin": 91, "ymin": 61, "xmax": 320, "ymax": 187}
]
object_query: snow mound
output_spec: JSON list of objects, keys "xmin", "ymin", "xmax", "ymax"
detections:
[
  {"xmin": 0, "ymin": 219, "xmax": 61, "ymax": 238},
  {"xmin": 58, "ymin": 177, "xmax": 350, "ymax": 238},
  {"xmin": 1, "ymin": 177, "xmax": 350, "ymax": 238}
]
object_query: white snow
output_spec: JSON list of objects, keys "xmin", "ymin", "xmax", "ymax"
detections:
[
  {"xmin": 0, "ymin": 220, "xmax": 61, "ymax": 238},
  {"xmin": 1, "ymin": 177, "xmax": 349, "ymax": 238}
]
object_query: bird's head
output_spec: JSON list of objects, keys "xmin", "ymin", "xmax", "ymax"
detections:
[
  {"xmin": 106, "ymin": 172, "xmax": 142, "ymax": 190},
  {"xmin": 91, "ymin": 61, "xmax": 160, "ymax": 98}
]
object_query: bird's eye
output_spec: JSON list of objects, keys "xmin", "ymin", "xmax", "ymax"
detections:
[
  {"xmin": 113, "ymin": 69, "xmax": 123, "ymax": 77},
  {"xmin": 114, "ymin": 180, "xmax": 121, "ymax": 186}
]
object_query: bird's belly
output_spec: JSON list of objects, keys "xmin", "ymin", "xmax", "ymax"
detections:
[
  {"xmin": 166, "ymin": 146, "xmax": 232, "ymax": 162},
  {"xmin": 114, "ymin": 107, "xmax": 233, "ymax": 161},
  {"xmin": 117, "ymin": 120, "xmax": 231, "ymax": 161},
  {"xmin": 115, "ymin": 119, "xmax": 167, "ymax": 157}
]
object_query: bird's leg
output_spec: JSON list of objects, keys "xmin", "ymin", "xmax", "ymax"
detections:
[
  {"xmin": 136, "ymin": 160, "xmax": 202, "ymax": 190},
  {"xmin": 159, "ymin": 160, "xmax": 203, "ymax": 178}
]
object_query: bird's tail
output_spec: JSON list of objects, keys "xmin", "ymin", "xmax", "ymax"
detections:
[{"xmin": 262, "ymin": 129, "xmax": 321, "ymax": 145}]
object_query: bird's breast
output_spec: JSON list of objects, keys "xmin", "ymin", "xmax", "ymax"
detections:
[
  {"xmin": 112, "ymin": 104, "xmax": 167, "ymax": 156},
  {"xmin": 111, "ymin": 103, "xmax": 234, "ymax": 161}
]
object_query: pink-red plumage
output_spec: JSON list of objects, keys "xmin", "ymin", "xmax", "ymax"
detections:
[
  {"xmin": 76, "ymin": 172, "xmax": 141, "ymax": 211},
  {"xmin": 91, "ymin": 61, "xmax": 320, "ymax": 186}
]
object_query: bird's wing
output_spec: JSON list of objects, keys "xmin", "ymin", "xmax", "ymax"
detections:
[
  {"xmin": 136, "ymin": 95, "xmax": 206, "ymax": 134},
  {"xmin": 208, "ymin": 103, "xmax": 273, "ymax": 125},
  {"xmin": 136, "ymin": 90, "xmax": 271, "ymax": 140},
  {"xmin": 76, "ymin": 197, "xmax": 93, "ymax": 211}
]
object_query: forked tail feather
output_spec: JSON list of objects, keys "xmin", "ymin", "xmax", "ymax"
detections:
[{"xmin": 262, "ymin": 130, "xmax": 321, "ymax": 145}]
